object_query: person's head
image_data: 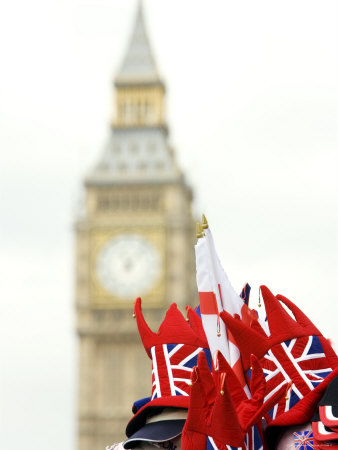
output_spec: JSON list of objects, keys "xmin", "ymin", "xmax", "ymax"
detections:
[
  {"xmin": 123, "ymin": 408, "xmax": 186, "ymax": 449},
  {"xmin": 127, "ymin": 435, "xmax": 181, "ymax": 449}
]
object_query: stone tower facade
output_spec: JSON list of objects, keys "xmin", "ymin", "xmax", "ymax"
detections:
[{"xmin": 75, "ymin": 5, "xmax": 196, "ymax": 449}]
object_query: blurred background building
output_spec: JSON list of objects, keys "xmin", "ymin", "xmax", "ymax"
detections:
[{"xmin": 75, "ymin": 4, "xmax": 196, "ymax": 448}]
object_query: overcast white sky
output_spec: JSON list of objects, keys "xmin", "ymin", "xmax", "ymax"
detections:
[{"xmin": 0, "ymin": 1, "xmax": 337, "ymax": 449}]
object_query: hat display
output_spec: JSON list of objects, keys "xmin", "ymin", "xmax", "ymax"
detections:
[
  {"xmin": 122, "ymin": 289, "xmax": 338, "ymax": 449},
  {"xmin": 125, "ymin": 298, "xmax": 210, "ymax": 438}
]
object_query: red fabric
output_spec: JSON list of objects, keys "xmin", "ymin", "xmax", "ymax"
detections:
[
  {"xmin": 220, "ymin": 286, "xmax": 325, "ymax": 370},
  {"xmin": 186, "ymin": 305, "xmax": 208, "ymax": 343},
  {"xmin": 134, "ymin": 298, "xmax": 208, "ymax": 357},
  {"xmin": 182, "ymin": 353, "xmax": 245, "ymax": 449},
  {"xmin": 182, "ymin": 352, "xmax": 288, "ymax": 449},
  {"xmin": 231, "ymin": 356, "xmax": 248, "ymax": 392},
  {"xmin": 199, "ymin": 291, "xmax": 218, "ymax": 315},
  {"xmin": 312, "ymin": 420, "xmax": 338, "ymax": 441},
  {"xmin": 319, "ymin": 405, "xmax": 338, "ymax": 428}
]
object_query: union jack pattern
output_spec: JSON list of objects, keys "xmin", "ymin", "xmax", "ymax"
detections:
[
  {"xmin": 205, "ymin": 429, "xmax": 262, "ymax": 450},
  {"xmin": 253, "ymin": 335, "xmax": 332, "ymax": 420},
  {"xmin": 151, "ymin": 344, "xmax": 209, "ymax": 400},
  {"xmin": 206, "ymin": 437, "xmax": 220, "ymax": 450},
  {"xmin": 206, "ymin": 436, "xmax": 240, "ymax": 450},
  {"xmin": 293, "ymin": 431, "xmax": 314, "ymax": 450},
  {"xmin": 250, "ymin": 426, "xmax": 263, "ymax": 450},
  {"xmin": 244, "ymin": 426, "xmax": 262, "ymax": 450}
]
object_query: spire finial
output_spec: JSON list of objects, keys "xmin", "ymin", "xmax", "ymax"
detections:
[{"xmin": 201, "ymin": 214, "xmax": 208, "ymax": 229}]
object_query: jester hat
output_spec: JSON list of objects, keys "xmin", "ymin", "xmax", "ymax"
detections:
[
  {"xmin": 125, "ymin": 298, "xmax": 210, "ymax": 438},
  {"xmin": 220, "ymin": 285, "xmax": 338, "ymax": 428},
  {"xmin": 182, "ymin": 351, "xmax": 289, "ymax": 450}
]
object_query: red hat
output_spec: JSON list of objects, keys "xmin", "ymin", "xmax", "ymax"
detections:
[
  {"xmin": 125, "ymin": 298, "xmax": 210, "ymax": 438},
  {"xmin": 182, "ymin": 351, "xmax": 288, "ymax": 449},
  {"xmin": 220, "ymin": 286, "xmax": 338, "ymax": 428}
]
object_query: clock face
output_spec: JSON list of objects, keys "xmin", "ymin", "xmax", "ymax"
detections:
[{"xmin": 95, "ymin": 233, "xmax": 162, "ymax": 299}]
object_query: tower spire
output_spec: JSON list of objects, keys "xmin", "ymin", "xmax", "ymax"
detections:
[
  {"xmin": 115, "ymin": 1, "xmax": 161, "ymax": 86},
  {"xmin": 86, "ymin": 1, "xmax": 181, "ymax": 185}
]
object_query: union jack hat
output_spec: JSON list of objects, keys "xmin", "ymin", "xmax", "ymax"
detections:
[
  {"xmin": 125, "ymin": 298, "xmax": 210, "ymax": 438},
  {"xmin": 221, "ymin": 286, "xmax": 338, "ymax": 435}
]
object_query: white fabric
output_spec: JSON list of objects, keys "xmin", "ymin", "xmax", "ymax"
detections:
[
  {"xmin": 195, "ymin": 226, "xmax": 253, "ymax": 396},
  {"xmin": 195, "ymin": 227, "xmax": 243, "ymax": 367},
  {"xmin": 195, "ymin": 237, "xmax": 229, "ymax": 363}
]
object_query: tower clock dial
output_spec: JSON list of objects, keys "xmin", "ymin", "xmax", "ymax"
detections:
[{"xmin": 95, "ymin": 233, "xmax": 161, "ymax": 299}]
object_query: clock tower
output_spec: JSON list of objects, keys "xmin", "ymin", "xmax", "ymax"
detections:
[{"xmin": 75, "ymin": 4, "xmax": 196, "ymax": 449}]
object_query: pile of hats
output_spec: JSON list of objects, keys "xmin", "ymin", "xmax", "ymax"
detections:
[{"xmin": 107, "ymin": 285, "xmax": 338, "ymax": 450}]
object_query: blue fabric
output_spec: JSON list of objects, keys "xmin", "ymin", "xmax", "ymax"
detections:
[
  {"xmin": 240, "ymin": 283, "xmax": 251, "ymax": 305},
  {"xmin": 132, "ymin": 397, "xmax": 151, "ymax": 413}
]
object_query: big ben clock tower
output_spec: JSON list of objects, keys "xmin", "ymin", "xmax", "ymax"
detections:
[{"xmin": 75, "ymin": 4, "xmax": 196, "ymax": 450}]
